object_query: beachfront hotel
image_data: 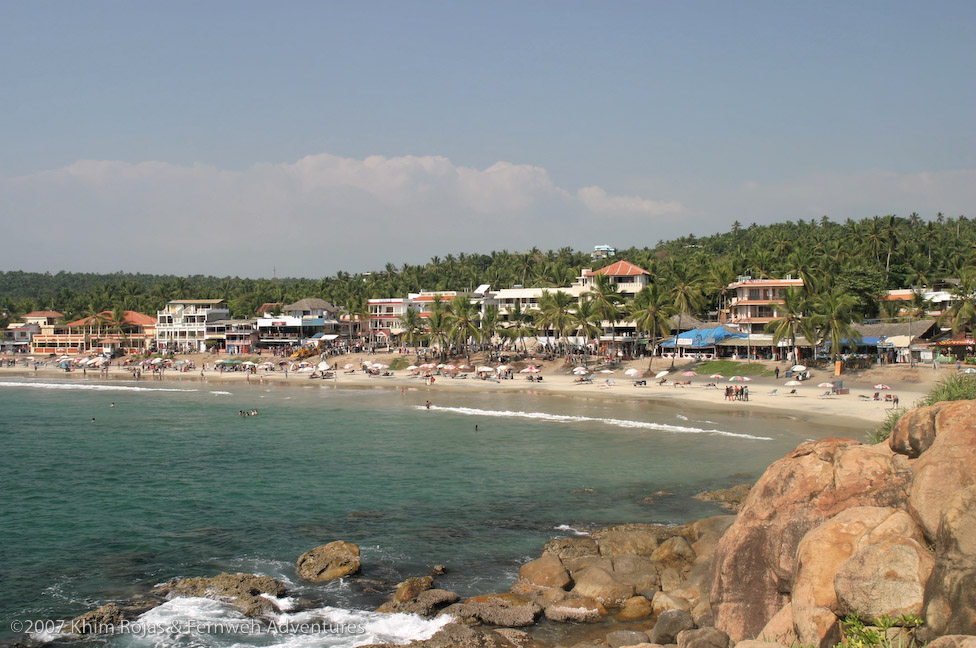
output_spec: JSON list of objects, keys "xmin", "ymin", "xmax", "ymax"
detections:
[
  {"xmin": 725, "ymin": 275, "xmax": 806, "ymax": 334},
  {"xmin": 29, "ymin": 311, "xmax": 156, "ymax": 356},
  {"xmin": 155, "ymin": 299, "xmax": 230, "ymax": 353}
]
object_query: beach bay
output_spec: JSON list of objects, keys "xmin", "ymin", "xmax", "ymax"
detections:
[{"xmin": 0, "ymin": 376, "xmax": 867, "ymax": 647}]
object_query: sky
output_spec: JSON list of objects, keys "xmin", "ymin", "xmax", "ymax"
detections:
[{"xmin": 1, "ymin": 1, "xmax": 974, "ymax": 279}]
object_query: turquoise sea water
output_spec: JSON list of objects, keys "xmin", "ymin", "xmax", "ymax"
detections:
[{"xmin": 0, "ymin": 377, "xmax": 865, "ymax": 647}]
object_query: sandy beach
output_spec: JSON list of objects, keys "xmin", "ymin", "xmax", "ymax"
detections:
[{"xmin": 1, "ymin": 351, "xmax": 947, "ymax": 428}]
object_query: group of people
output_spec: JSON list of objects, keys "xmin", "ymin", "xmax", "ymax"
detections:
[
  {"xmin": 724, "ymin": 385, "xmax": 749, "ymax": 401},
  {"xmin": 239, "ymin": 409, "xmax": 259, "ymax": 417}
]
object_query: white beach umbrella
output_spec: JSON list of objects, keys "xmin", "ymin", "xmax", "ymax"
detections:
[
  {"xmin": 784, "ymin": 380, "xmax": 803, "ymax": 386},
  {"xmin": 476, "ymin": 365, "xmax": 494, "ymax": 373},
  {"xmin": 655, "ymin": 370, "xmax": 670, "ymax": 379},
  {"xmin": 343, "ymin": 363, "xmax": 354, "ymax": 369},
  {"xmin": 791, "ymin": 365, "xmax": 807, "ymax": 372},
  {"xmin": 817, "ymin": 382, "xmax": 835, "ymax": 388},
  {"xmin": 496, "ymin": 365, "xmax": 512, "ymax": 372},
  {"xmin": 709, "ymin": 373, "xmax": 724, "ymax": 379},
  {"xmin": 964, "ymin": 368, "xmax": 976, "ymax": 374},
  {"xmin": 599, "ymin": 369, "xmax": 614, "ymax": 374},
  {"xmin": 371, "ymin": 363, "xmax": 389, "ymax": 370},
  {"xmin": 874, "ymin": 383, "xmax": 891, "ymax": 390},
  {"xmin": 573, "ymin": 367, "xmax": 590, "ymax": 374},
  {"xmin": 406, "ymin": 364, "xmax": 418, "ymax": 370}
]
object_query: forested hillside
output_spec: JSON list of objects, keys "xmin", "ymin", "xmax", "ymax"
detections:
[{"xmin": 1, "ymin": 213, "xmax": 973, "ymax": 325}]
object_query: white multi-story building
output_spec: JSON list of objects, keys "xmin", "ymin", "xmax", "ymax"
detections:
[
  {"xmin": 726, "ymin": 276, "xmax": 805, "ymax": 334},
  {"xmin": 156, "ymin": 299, "xmax": 231, "ymax": 352}
]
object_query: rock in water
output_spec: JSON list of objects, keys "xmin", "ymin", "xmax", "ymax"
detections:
[
  {"xmin": 153, "ymin": 573, "xmax": 287, "ymax": 618},
  {"xmin": 296, "ymin": 540, "xmax": 361, "ymax": 582}
]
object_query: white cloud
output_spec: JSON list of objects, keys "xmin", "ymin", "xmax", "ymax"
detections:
[{"xmin": 0, "ymin": 153, "xmax": 686, "ymax": 277}]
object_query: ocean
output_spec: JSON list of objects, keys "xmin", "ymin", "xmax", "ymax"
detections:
[{"xmin": 0, "ymin": 377, "xmax": 865, "ymax": 647}]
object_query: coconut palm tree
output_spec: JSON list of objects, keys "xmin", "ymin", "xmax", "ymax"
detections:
[
  {"xmin": 586, "ymin": 274, "xmax": 623, "ymax": 351},
  {"xmin": 446, "ymin": 296, "xmax": 481, "ymax": 362},
  {"xmin": 500, "ymin": 300, "xmax": 535, "ymax": 355},
  {"xmin": 537, "ymin": 290, "xmax": 574, "ymax": 355},
  {"xmin": 667, "ymin": 264, "xmax": 704, "ymax": 368},
  {"xmin": 479, "ymin": 304, "xmax": 499, "ymax": 352},
  {"xmin": 627, "ymin": 284, "xmax": 676, "ymax": 370},
  {"xmin": 809, "ymin": 289, "xmax": 861, "ymax": 363},
  {"xmin": 939, "ymin": 272, "xmax": 976, "ymax": 339},
  {"xmin": 398, "ymin": 307, "xmax": 425, "ymax": 351},
  {"xmin": 568, "ymin": 299, "xmax": 601, "ymax": 358},
  {"xmin": 764, "ymin": 287, "xmax": 814, "ymax": 365}
]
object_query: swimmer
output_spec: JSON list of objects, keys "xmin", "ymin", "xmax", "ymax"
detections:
[
  {"xmin": 91, "ymin": 418, "xmax": 96, "ymax": 423},
  {"xmin": 425, "ymin": 400, "xmax": 431, "ymax": 409},
  {"xmin": 474, "ymin": 424, "xmax": 478, "ymax": 431},
  {"xmin": 110, "ymin": 403, "xmax": 115, "ymax": 408}
]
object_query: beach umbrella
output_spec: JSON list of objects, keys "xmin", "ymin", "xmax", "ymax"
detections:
[
  {"xmin": 624, "ymin": 368, "xmax": 642, "ymax": 377},
  {"xmin": 520, "ymin": 366, "xmax": 540, "ymax": 373},
  {"xmin": 655, "ymin": 370, "xmax": 670, "ymax": 379},
  {"xmin": 406, "ymin": 364, "xmax": 418, "ymax": 370},
  {"xmin": 477, "ymin": 365, "xmax": 494, "ymax": 373},
  {"xmin": 728, "ymin": 375, "xmax": 752, "ymax": 382},
  {"xmin": 785, "ymin": 380, "xmax": 803, "ymax": 386},
  {"xmin": 964, "ymin": 368, "xmax": 976, "ymax": 374},
  {"xmin": 709, "ymin": 373, "xmax": 724, "ymax": 379},
  {"xmin": 682, "ymin": 371, "xmax": 697, "ymax": 377},
  {"xmin": 343, "ymin": 363, "xmax": 354, "ymax": 369},
  {"xmin": 372, "ymin": 363, "xmax": 388, "ymax": 370},
  {"xmin": 420, "ymin": 363, "xmax": 436, "ymax": 370},
  {"xmin": 496, "ymin": 365, "xmax": 512, "ymax": 372},
  {"xmin": 874, "ymin": 383, "xmax": 891, "ymax": 390},
  {"xmin": 599, "ymin": 369, "xmax": 614, "ymax": 374},
  {"xmin": 817, "ymin": 382, "xmax": 835, "ymax": 388},
  {"xmin": 436, "ymin": 363, "xmax": 446, "ymax": 369},
  {"xmin": 457, "ymin": 364, "xmax": 472, "ymax": 371},
  {"xmin": 791, "ymin": 365, "xmax": 807, "ymax": 372},
  {"xmin": 151, "ymin": 357, "xmax": 163, "ymax": 364},
  {"xmin": 444, "ymin": 364, "xmax": 457, "ymax": 371},
  {"xmin": 317, "ymin": 361, "xmax": 330, "ymax": 370}
]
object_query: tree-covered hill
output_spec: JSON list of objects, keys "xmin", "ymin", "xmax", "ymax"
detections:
[{"xmin": 2, "ymin": 213, "xmax": 973, "ymax": 325}]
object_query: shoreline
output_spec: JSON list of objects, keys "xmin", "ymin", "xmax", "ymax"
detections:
[{"xmin": 0, "ymin": 353, "xmax": 934, "ymax": 428}]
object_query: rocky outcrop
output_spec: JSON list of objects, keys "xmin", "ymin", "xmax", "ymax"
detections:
[
  {"xmin": 710, "ymin": 438, "xmax": 912, "ymax": 642},
  {"xmin": 695, "ymin": 484, "xmax": 753, "ymax": 512},
  {"xmin": 651, "ymin": 608, "xmax": 696, "ymax": 644},
  {"xmin": 444, "ymin": 593, "xmax": 542, "ymax": 627},
  {"xmin": 906, "ymin": 401, "xmax": 976, "ymax": 540},
  {"xmin": 153, "ymin": 572, "xmax": 287, "ymax": 618},
  {"xmin": 63, "ymin": 603, "xmax": 127, "ymax": 635},
  {"xmin": 922, "ymin": 486, "xmax": 976, "ymax": 639},
  {"xmin": 543, "ymin": 596, "xmax": 607, "ymax": 622},
  {"xmin": 296, "ymin": 540, "xmax": 361, "ymax": 582},
  {"xmin": 376, "ymin": 575, "xmax": 459, "ymax": 616}
]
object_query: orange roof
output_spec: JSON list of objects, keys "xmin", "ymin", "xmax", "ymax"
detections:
[
  {"xmin": 585, "ymin": 260, "xmax": 650, "ymax": 277},
  {"xmin": 25, "ymin": 310, "xmax": 63, "ymax": 318},
  {"xmin": 66, "ymin": 310, "xmax": 156, "ymax": 327}
]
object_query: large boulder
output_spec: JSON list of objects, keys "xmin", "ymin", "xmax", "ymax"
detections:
[
  {"xmin": 677, "ymin": 627, "xmax": 730, "ymax": 648},
  {"xmin": 296, "ymin": 541, "xmax": 361, "ymax": 582},
  {"xmin": 650, "ymin": 608, "xmax": 696, "ymax": 644},
  {"xmin": 611, "ymin": 554, "xmax": 661, "ymax": 595},
  {"xmin": 543, "ymin": 536, "xmax": 600, "ymax": 561},
  {"xmin": 926, "ymin": 637, "xmax": 976, "ymax": 648},
  {"xmin": 907, "ymin": 401, "xmax": 976, "ymax": 540},
  {"xmin": 153, "ymin": 573, "xmax": 287, "ymax": 618},
  {"xmin": 711, "ymin": 438, "xmax": 911, "ymax": 643},
  {"xmin": 571, "ymin": 566, "xmax": 635, "ymax": 607},
  {"xmin": 518, "ymin": 553, "xmax": 572, "ymax": 590},
  {"xmin": 594, "ymin": 525, "xmax": 664, "ymax": 556},
  {"xmin": 889, "ymin": 402, "xmax": 945, "ymax": 458},
  {"xmin": 651, "ymin": 536, "xmax": 696, "ymax": 569},
  {"xmin": 922, "ymin": 486, "xmax": 976, "ymax": 639}
]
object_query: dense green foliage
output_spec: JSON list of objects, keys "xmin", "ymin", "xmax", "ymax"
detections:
[{"xmin": 2, "ymin": 213, "xmax": 974, "ymax": 327}]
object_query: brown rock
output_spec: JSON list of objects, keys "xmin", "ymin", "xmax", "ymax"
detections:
[
  {"xmin": 711, "ymin": 438, "xmax": 911, "ymax": 643},
  {"xmin": 544, "ymin": 536, "xmax": 600, "ymax": 561},
  {"xmin": 652, "ymin": 591, "xmax": 691, "ymax": 615},
  {"xmin": 296, "ymin": 541, "xmax": 362, "ymax": 582},
  {"xmin": 64, "ymin": 604, "xmax": 127, "ymax": 635},
  {"xmin": 650, "ymin": 608, "xmax": 696, "ymax": 644},
  {"xmin": 677, "ymin": 627, "xmax": 730, "ymax": 648},
  {"xmin": 460, "ymin": 593, "xmax": 542, "ymax": 627},
  {"xmin": 543, "ymin": 596, "xmax": 608, "ymax": 623},
  {"xmin": 571, "ymin": 566, "xmax": 635, "ymax": 607},
  {"xmin": 651, "ymin": 536, "xmax": 696, "ymax": 569},
  {"xmin": 153, "ymin": 572, "xmax": 287, "ymax": 618},
  {"xmin": 611, "ymin": 554, "xmax": 661, "ymax": 594},
  {"xmin": 694, "ymin": 484, "xmax": 753, "ymax": 512},
  {"xmin": 889, "ymin": 402, "xmax": 944, "ymax": 457},
  {"xmin": 394, "ymin": 576, "xmax": 434, "ymax": 604},
  {"xmin": 518, "ymin": 553, "xmax": 572, "ymax": 590},
  {"xmin": 756, "ymin": 605, "xmax": 796, "ymax": 646},
  {"xmin": 616, "ymin": 595, "xmax": 653, "ymax": 620},
  {"xmin": 922, "ymin": 485, "xmax": 976, "ymax": 638},
  {"xmin": 595, "ymin": 526, "xmax": 664, "ymax": 556},
  {"xmin": 908, "ymin": 401, "xmax": 976, "ymax": 540},
  {"xmin": 687, "ymin": 516, "xmax": 736, "ymax": 564},
  {"xmin": 926, "ymin": 637, "xmax": 976, "ymax": 648},
  {"xmin": 607, "ymin": 629, "xmax": 655, "ymax": 648}
]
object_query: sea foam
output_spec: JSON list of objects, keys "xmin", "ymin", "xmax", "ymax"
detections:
[
  {"xmin": 419, "ymin": 405, "xmax": 773, "ymax": 440},
  {"xmin": 0, "ymin": 381, "xmax": 196, "ymax": 393}
]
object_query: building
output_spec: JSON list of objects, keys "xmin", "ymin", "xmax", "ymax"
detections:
[
  {"xmin": 155, "ymin": 299, "xmax": 231, "ymax": 353},
  {"xmin": 591, "ymin": 244, "xmax": 616, "ymax": 260},
  {"xmin": 31, "ymin": 311, "xmax": 156, "ymax": 356},
  {"xmin": 253, "ymin": 297, "xmax": 340, "ymax": 349},
  {"xmin": 726, "ymin": 276, "xmax": 805, "ymax": 335},
  {"xmin": 205, "ymin": 319, "xmax": 259, "ymax": 354},
  {"xmin": 1, "ymin": 311, "xmax": 62, "ymax": 353}
]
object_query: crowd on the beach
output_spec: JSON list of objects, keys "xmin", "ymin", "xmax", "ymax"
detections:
[{"xmin": 724, "ymin": 385, "xmax": 750, "ymax": 401}]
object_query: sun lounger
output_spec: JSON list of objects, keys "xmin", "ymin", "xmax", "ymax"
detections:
[
  {"xmin": 768, "ymin": 388, "xmax": 778, "ymax": 396},
  {"xmin": 819, "ymin": 391, "xmax": 832, "ymax": 398}
]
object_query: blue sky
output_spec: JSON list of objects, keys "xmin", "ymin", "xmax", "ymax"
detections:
[{"xmin": 2, "ymin": 1, "xmax": 974, "ymax": 278}]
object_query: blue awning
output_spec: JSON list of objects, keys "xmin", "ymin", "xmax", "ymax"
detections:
[{"xmin": 660, "ymin": 326, "xmax": 747, "ymax": 348}]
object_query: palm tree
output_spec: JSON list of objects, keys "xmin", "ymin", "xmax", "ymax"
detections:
[
  {"xmin": 500, "ymin": 300, "xmax": 535, "ymax": 355},
  {"xmin": 537, "ymin": 290, "xmax": 574, "ymax": 355},
  {"xmin": 667, "ymin": 264, "xmax": 704, "ymax": 368},
  {"xmin": 398, "ymin": 308, "xmax": 425, "ymax": 351},
  {"xmin": 939, "ymin": 272, "xmax": 976, "ymax": 339},
  {"xmin": 446, "ymin": 296, "xmax": 481, "ymax": 362},
  {"xmin": 586, "ymin": 274, "xmax": 623, "ymax": 352},
  {"xmin": 764, "ymin": 287, "xmax": 813, "ymax": 365},
  {"xmin": 479, "ymin": 304, "xmax": 499, "ymax": 352},
  {"xmin": 111, "ymin": 305, "xmax": 131, "ymax": 356},
  {"xmin": 809, "ymin": 289, "xmax": 861, "ymax": 363},
  {"xmin": 425, "ymin": 308, "xmax": 450, "ymax": 361},
  {"xmin": 568, "ymin": 299, "xmax": 602, "ymax": 359},
  {"xmin": 627, "ymin": 284, "xmax": 676, "ymax": 370}
]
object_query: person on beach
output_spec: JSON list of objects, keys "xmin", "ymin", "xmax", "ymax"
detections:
[{"xmin": 425, "ymin": 400, "xmax": 431, "ymax": 409}]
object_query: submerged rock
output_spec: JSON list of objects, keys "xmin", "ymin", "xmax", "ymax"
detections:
[{"xmin": 153, "ymin": 572, "xmax": 287, "ymax": 618}]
